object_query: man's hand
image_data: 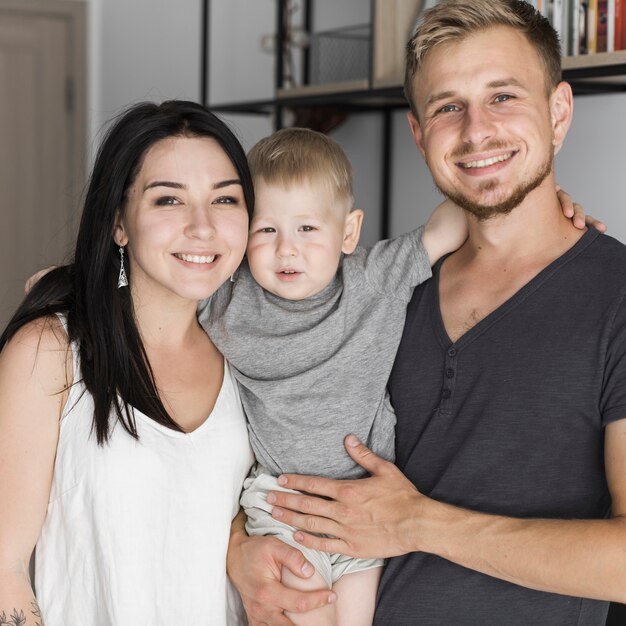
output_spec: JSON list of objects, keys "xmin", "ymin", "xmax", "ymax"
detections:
[
  {"xmin": 556, "ymin": 187, "xmax": 607, "ymax": 232},
  {"xmin": 227, "ymin": 515, "xmax": 336, "ymax": 625},
  {"xmin": 268, "ymin": 435, "xmax": 424, "ymax": 559}
]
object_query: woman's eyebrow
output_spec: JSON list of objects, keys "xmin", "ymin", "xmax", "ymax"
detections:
[{"xmin": 143, "ymin": 178, "xmax": 241, "ymax": 191}]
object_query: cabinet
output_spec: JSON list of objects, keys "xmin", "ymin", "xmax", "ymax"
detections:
[{"xmin": 202, "ymin": 0, "xmax": 626, "ymax": 238}]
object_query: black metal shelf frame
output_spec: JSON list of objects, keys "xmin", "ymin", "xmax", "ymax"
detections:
[{"xmin": 201, "ymin": 0, "xmax": 626, "ymax": 239}]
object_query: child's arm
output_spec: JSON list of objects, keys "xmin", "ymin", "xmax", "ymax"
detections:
[
  {"xmin": 421, "ymin": 199, "xmax": 468, "ymax": 266},
  {"xmin": 421, "ymin": 189, "xmax": 606, "ymax": 266}
]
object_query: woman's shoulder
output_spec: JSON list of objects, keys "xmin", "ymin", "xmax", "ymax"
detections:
[{"xmin": 0, "ymin": 315, "xmax": 72, "ymax": 397}]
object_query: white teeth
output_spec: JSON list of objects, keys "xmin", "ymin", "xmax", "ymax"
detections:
[
  {"xmin": 177, "ymin": 253, "xmax": 216, "ymax": 264},
  {"xmin": 461, "ymin": 152, "xmax": 513, "ymax": 169}
]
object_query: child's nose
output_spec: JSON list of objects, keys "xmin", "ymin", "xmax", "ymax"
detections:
[{"xmin": 276, "ymin": 234, "xmax": 298, "ymax": 258}]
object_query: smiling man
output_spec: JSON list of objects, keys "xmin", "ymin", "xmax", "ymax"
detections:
[{"xmin": 259, "ymin": 1, "xmax": 626, "ymax": 624}]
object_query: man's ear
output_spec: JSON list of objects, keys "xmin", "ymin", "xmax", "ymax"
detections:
[
  {"xmin": 113, "ymin": 213, "xmax": 128, "ymax": 247},
  {"xmin": 341, "ymin": 209, "xmax": 364, "ymax": 255},
  {"xmin": 407, "ymin": 111, "xmax": 426, "ymax": 158},
  {"xmin": 550, "ymin": 81, "xmax": 573, "ymax": 155}
]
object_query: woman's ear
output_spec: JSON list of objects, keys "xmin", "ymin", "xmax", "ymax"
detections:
[
  {"xmin": 341, "ymin": 209, "xmax": 364, "ymax": 255},
  {"xmin": 113, "ymin": 214, "xmax": 128, "ymax": 247}
]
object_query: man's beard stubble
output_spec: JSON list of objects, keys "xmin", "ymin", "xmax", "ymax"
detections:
[{"xmin": 435, "ymin": 146, "xmax": 554, "ymax": 221}]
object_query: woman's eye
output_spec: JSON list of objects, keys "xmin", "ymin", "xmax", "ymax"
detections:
[
  {"xmin": 155, "ymin": 196, "xmax": 180, "ymax": 206},
  {"xmin": 214, "ymin": 195, "xmax": 238, "ymax": 205},
  {"xmin": 299, "ymin": 225, "xmax": 316, "ymax": 232},
  {"xmin": 258, "ymin": 227, "xmax": 275, "ymax": 233}
]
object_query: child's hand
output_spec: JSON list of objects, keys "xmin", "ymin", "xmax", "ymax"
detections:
[
  {"xmin": 24, "ymin": 266, "xmax": 56, "ymax": 294},
  {"xmin": 556, "ymin": 186, "xmax": 607, "ymax": 233},
  {"xmin": 422, "ymin": 199, "xmax": 468, "ymax": 265}
]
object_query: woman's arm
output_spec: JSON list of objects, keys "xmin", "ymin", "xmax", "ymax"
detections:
[
  {"xmin": 227, "ymin": 510, "xmax": 337, "ymax": 625},
  {"xmin": 0, "ymin": 318, "xmax": 69, "ymax": 624}
]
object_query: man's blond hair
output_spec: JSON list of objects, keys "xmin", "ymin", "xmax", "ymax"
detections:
[
  {"xmin": 247, "ymin": 127, "xmax": 353, "ymax": 207},
  {"xmin": 404, "ymin": 0, "xmax": 562, "ymax": 118}
]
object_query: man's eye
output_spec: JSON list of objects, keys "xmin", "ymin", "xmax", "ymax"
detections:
[
  {"xmin": 495, "ymin": 94, "xmax": 513, "ymax": 103},
  {"xmin": 299, "ymin": 225, "xmax": 316, "ymax": 232},
  {"xmin": 438, "ymin": 104, "xmax": 459, "ymax": 114},
  {"xmin": 155, "ymin": 196, "xmax": 180, "ymax": 206}
]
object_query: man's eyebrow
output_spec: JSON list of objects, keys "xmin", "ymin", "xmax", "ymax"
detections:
[
  {"xmin": 425, "ymin": 90, "xmax": 457, "ymax": 109},
  {"xmin": 486, "ymin": 78, "xmax": 526, "ymax": 89},
  {"xmin": 143, "ymin": 178, "xmax": 242, "ymax": 192}
]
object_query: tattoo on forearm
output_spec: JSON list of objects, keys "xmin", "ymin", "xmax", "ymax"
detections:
[
  {"xmin": 0, "ymin": 609, "xmax": 26, "ymax": 626},
  {"xmin": 0, "ymin": 605, "xmax": 43, "ymax": 626},
  {"xmin": 30, "ymin": 602, "xmax": 43, "ymax": 626}
]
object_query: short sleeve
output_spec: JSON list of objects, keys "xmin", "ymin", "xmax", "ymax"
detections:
[
  {"xmin": 601, "ymin": 291, "xmax": 626, "ymax": 427},
  {"xmin": 360, "ymin": 226, "xmax": 432, "ymax": 302}
]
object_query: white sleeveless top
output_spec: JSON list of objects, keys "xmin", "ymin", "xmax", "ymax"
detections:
[{"xmin": 35, "ymin": 320, "xmax": 254, "ymax": 625}]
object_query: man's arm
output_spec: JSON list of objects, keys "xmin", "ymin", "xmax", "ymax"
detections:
[
  {"xmin": 269, "ymin": 430, "xmax": 626, "ymax": 603},
  {"xmin": 227, "ymin": 510, "xmax": 337, "ymax": 625}
]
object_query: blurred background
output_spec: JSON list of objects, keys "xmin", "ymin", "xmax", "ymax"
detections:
[{"xmin": 0, "ymin": 0, "xmax": 624, "ymax": 323}]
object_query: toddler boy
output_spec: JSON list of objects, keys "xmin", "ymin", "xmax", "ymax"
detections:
[{"xmin": 199, "ymin": 127, "xmax": 467, "ymax": 626}]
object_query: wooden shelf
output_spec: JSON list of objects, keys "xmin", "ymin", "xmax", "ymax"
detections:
[{"xmin": 563, "ymin": 49, "xmax": 626, "ymax": 70}]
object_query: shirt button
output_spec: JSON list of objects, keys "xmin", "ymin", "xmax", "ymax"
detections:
[
  {"xmin": 446, "ymin": 368, "xmax": 455, "ymax": 378},
  {"xmin": 447, "ymin": 347, "xmax": 457, "ymax": 357},
  {"xmin": 442, "ymin": 389, "xmax": 452, "ymax": 399}
]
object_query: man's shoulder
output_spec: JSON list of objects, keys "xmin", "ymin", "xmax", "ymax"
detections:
[{"xmin": 583, "ymin": 231, "xmax": 626, "ymax": 279}]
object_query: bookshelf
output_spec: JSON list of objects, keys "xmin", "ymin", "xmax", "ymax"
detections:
[{"xmin": 202, "ymin": 0, "xmax": 626, "ymax": 239}]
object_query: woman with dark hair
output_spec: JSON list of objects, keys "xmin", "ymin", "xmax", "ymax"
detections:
[{"xmin": 0, "ymin": 100, "xmax": 255, "ymax": 625}]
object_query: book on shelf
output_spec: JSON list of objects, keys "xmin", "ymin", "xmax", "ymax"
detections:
[
  {"xmin": 416, "ymin": 0, "xmax": 626, "ymax": 56},
  {"xmin": 543, "ymin": 0, "xmax": 626, "ymax": 56}
]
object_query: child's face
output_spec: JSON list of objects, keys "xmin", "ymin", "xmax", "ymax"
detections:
[{"xmin": 247, "ymin": 180, "xmax": 361, "ymax": 300}]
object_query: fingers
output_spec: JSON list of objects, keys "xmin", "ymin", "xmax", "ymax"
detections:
[
  {"xmin": 556, "ymin": 187, "xmax": 574, "ymax": 218},
  {"xmin": 268, "ymin": 489, "xmax": 337, "ymax": 520},
  {"xmin": 260, "ymin": 584, "xmax": 337, "ymax": 615},
  {"xmin": 585, "ymin": 214, "xmax": 608, "ymax": 233},
  {"xmin": 246, "ymin": 583, "xmax": 337, "ymax": 624},
  {"xmin": 273, "ymin": 539, "xmax": 316, "ymax": 579},
  {"xmin": 343, "ymin": 435, "xmax": 396, "ymax": 476},
  {"xmin": 271, "ymin": 504, "xmax": 342, "ymax": 538},
  {"xmin": 276, "ymin": 473, "xmax": 340, "ymax": 499},
  {"xmin": 291, "ymin": 530, "xmax": 348, "ymax": 555},
  {"xmin": 571, "ymin": 202, "xmax": 586, "ymax": 230},
  {"xmin": 24, "ymin": 267, "xmax": 55, "ymax": 294}
]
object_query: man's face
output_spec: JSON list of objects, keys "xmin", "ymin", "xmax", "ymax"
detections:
[{"xmin": 408, "ymin": 26, "xmax": 568, "ymax": 220}]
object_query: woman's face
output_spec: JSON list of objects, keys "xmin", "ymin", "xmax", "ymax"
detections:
[{"xmin": 115, "ymin": 135, "xmax": 249, "ymax": 305}]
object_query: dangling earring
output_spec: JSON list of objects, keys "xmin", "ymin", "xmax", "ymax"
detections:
[{"xmin": 118, "ymin": 246, "xmax": 128, "ymax": 288}]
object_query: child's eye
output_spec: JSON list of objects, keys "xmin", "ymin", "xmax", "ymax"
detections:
[
  {"xmin": 257, "ymin": 227, "xmax": 275, "ymax": 233},
  {"xmin": 299, "ymin": 225, "xmax": 316, "ymax": 232},
  {"xmin": 155, "ymin": 196, "xmax": 181, "ymax": 206}
]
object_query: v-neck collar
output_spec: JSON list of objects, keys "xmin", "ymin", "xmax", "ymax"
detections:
[{"xmin": 431, "ymin": 227, "xmax": 601, "ymax": 352}]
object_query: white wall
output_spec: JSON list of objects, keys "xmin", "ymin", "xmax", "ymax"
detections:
[
  {"xmin": 84, "ymin": 0, "xmax": 201, "ymax": 153},
  {"xmin": 86, "ymin": 0, "xmax": 626, "ymax": 244}
]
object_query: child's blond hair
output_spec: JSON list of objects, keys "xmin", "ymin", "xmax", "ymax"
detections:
[{"xmin": 247, "ymin": 127, "xmax": 353, "ymax": 208}]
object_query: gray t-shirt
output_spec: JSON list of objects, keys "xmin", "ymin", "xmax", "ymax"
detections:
[{"xmin": 198, "ymin": 227, "xmax": 431, "ymax": 478}]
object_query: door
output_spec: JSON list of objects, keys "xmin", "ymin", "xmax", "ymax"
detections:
[{"xmin": 0, "ymin": 0, "xmax": 85, "ymax": 328}]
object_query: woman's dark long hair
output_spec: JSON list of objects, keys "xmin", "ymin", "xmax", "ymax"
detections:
[{"xmin": 0, "ymin": 100, "xmax": 254, "ymax": 444}]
